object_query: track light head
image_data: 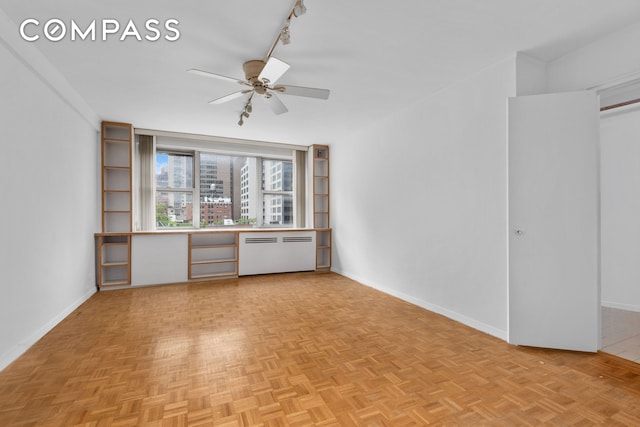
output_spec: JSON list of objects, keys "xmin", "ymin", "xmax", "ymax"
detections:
[
  {"xmin": 293, "ymin": 0, "xmax": 307, "ymax": 17},
  {"xmin": 280, "ymin": 24, "xmax": 290, "ymax": 45}
]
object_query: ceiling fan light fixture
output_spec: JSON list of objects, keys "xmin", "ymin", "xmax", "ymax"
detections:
[{"xmin": 189, "ymin": 0, "xmax": 328, "ymax": 124}]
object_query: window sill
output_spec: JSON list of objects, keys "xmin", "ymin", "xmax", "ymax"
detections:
[{"xmin": 95, "ymin": 227, "xmax": 323, "ymax": 237}]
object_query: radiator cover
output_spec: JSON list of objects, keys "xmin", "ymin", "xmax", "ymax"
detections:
[{"xmin": 238, "ymin": 231, "xmax": 316, "ymax": 276}]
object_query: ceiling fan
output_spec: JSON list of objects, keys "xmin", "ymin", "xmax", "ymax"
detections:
[{"xmin": 188, "ymin": 56, "xmax": 330, "ymax": 122}]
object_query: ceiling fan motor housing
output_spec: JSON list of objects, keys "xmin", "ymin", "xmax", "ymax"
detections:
[{"xmin": 243, "ymin": 60, "xmax": 268, "ymax": 93}]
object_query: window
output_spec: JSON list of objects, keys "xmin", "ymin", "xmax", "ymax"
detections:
[
  {"xmin": 262, "ymin": 159, "xmax": 293, "ymax": 226},
  {"xmin": 155, "ymin": 151, "xmax": 194, "ymax": 227},
  {"xmin": 142, "ymin": 132, "xmax": 305, "ymax": 230}
]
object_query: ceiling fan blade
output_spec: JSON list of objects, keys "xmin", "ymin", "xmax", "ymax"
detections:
[
  {"xmin": 188, "ymin": 69, "xmax": 250, "ymax": 86},
  {"xmin": 258, "ymin": 57, "xmax": 290, "ymax": 84},
  {"xmin": 209, "ymin": 90, "xmax": 253, "ymax": 105},
  {"xmin": 265, "ymin": 93, "xmax": 288, "ymax": 115},
  {"xmin": 275, "ymin": 85, "xmax": 330, "ymax": 100}
]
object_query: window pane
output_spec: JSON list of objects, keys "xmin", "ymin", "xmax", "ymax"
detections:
[
  {"xmin": 263, "ymin": 194, "xmax": 293, "ymax": 225},
  {"xmin": 156, "ymin": 191, "xmax": 193, "ymax": 227},
  {"xmin": 152, "ymin": 150, "xmax": 296, "ymax": 229},
  {"xmin": 156, "ymin": 152, "xmax": 193, "ymax": 189},
  {"xmin": 200, "ymin": 153, "xmax": 249, "ymax": 227},
  {"xmin": 262, "ymin": 160, "xmax": 292, "ymax": 191},
  {"xmin": 239, "ymin": 158, "xmax": 258, "ymax": 226}
]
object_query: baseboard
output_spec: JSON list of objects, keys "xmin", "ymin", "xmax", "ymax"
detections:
[
  {"xmin": 0, "ymin": 287, "xmax": 96, "ymax": 372},
  {"xmin": 602, "ymin": 300, "xmax": 640, "ymax": 313},
  {"xmin": 333, "ymin": 268, "xmax": 508, "ymax": 342}
]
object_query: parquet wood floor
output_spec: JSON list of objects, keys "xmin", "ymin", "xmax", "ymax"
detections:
[{"xmin": 2, "ymin": 272, "xmax": 640, "ymax": 426}]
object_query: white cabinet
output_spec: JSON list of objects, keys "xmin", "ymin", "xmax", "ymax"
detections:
[
  {"xmin": 131, "ymin": 234, "xmax": 189, "ymax": 286},
  {"xmin": 97, "ymin": 229, "xmax": 321, "ymax": 289}
]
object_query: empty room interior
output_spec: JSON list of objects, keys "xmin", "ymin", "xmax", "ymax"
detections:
[{"xmin": 3, "ymin": 1, "xmax": 640, "ymax": 425}]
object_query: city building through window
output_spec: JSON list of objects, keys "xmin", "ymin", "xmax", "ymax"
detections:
[{"xmin": 140, "ymin": 132, "xmax": 303, "ymax": 230}]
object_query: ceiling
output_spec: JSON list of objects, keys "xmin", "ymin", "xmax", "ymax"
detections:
[{"xmin": 2, "ymin": 0, "xmax": 640, "ymax": 146}]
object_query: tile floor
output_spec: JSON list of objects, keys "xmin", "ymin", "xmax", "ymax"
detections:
[{"xmin": 601, "ymin": 306, "xmax": 640, "ymax": 363}]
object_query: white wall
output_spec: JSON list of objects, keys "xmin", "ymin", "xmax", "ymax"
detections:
[
  {"xmin": 330, "ymin": 21, "xmax": 640, "ymax": 342},
  {"xmin": 600, "ymin": 107, "xmax": 640, "ymax": 311},
  {"xmin": 547, "ymin": 21, "xmax": 640, "ymax": 92},
  {"xmin": 0, "ymin": 10, "xmax": 101, "ymax": 370},
  {"xmin": 331, "ymin": 57, "xmax": 516, "ymax": 339}
]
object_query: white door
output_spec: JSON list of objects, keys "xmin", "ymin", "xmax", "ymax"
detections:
[{"xmin": 508, "ymin": 91, "xmax": 600, "ymax": 352}]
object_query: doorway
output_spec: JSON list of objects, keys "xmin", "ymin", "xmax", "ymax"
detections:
[{"xmin": 600, "ymin": 104, "xmax": 640, "ymax": 362}]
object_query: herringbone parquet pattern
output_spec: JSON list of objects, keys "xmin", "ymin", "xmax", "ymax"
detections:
[{"xmin": 1, "ymin": 272, "xmax": 640, "ymax": 426}]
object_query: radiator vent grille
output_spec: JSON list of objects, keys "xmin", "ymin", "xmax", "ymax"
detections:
[
  {"xmin": 244, "ymin": 237, "xmax": 278, "ymax": 244},
  {"xmin": 283, "ymin": 236, "xmax": 313, "ymax": 243}
]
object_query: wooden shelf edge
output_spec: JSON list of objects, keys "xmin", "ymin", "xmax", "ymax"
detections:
[
  {"xmin": 190, "ymin": 273, "xmax": 238, "ymax": 279},
  {"xmin": 191, "ymin": 259, "xmax": 237, "ymax": 265},
  {"xmin": 103, "ymin": 138, "xmax": 130, "ymax": 143},
  {"xmin": 101, "ymin": 262, "xmax": 129, "ymax": 267},
  {"xmin": 191, "ymin": 244, "xmax": 237, "ymax": 249},
  {"xmin": 100, "ymin": 281, "xmax": 130, "ymax": 287}
]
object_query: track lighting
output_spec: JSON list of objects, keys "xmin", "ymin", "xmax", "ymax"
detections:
[
  {"xmin": 237, "ymin": 96, "xmax": 254, "ymax": 126},
  {"xmin": 279, "ymin": 1, "xmax": 305, "ymax": 46},
  {"xmin": 293, "ymin": 0, "xmax": 307, "ymax": 17},
  {"xmin": 265, "ymin": 0, "xmax": 310, "ymax": 56},
  {"xmin": 280, "ymin": 23, "xmax": 291, "ymax": 45}
]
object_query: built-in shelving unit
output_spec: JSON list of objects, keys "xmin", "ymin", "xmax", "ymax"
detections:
[
  {"xmin": 97, "ymin": 235, "xmax": 131, "ymax": 288},
  {"xmin": 101, "ymin": 122, "xmax": 132, "ymax": 233},
  {"xmin": 315, "ymin": 229, "xmax": 332, "ymax": 270},
  {"xmin": 312, "ymin": 145, "xmax": 332, "ymax": 270},
  {"xmin": 188, "ymin": 232, "xmax": 239, "ymax": 279}
]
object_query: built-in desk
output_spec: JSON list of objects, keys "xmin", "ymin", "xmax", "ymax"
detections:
[{"xmin": 95, "ymin": 228, "xmax": 330, "ymax": 289}]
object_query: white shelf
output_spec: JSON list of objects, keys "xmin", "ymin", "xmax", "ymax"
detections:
[
  {"xmin": 192, "ymin": 246, "xmax": 237, "ymax": 263},
  {"xmin": 189, "ymin": 232, "xmax": 238, "ymax": 280},
  {"xmin": 103, "ymin": 124, "xmax": 131, "ymax": 141},
  {"xmin": 101, "ymin": 261, "xmax": 129, "ymax": 267},
  {"xmin": 103, "ymin": 212, "xmax": 132, "ymax": 233},
  {"xmin": 104, "ymin": 191, "xmax": 131, "ymax": 211},
  {"xmin": 191, "ymin": 258, "xmax": 237, "ymax": 265},
  {"xmin": 311, "ymin": 145, "xmax": 331, "ymax": 271},
  {"xmin": 102, "ymin": 122, "xmax": 132, "ymax": 234},
  {"xmin": 97, "ymin": 234, "xmax": 131, "ymax": 288},
  {"xmin": 191, "ymin": 261, "xmax": 238, "ymax": 278}
]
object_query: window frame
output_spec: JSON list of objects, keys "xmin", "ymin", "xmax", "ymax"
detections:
[
  {"xmin": 260, "ymin": 159, "xmax": 294, "ymax": 227},
  {"xmin": 139, "ymin": 130, "xmax": 306, "ymax": 231},
  {"xmin": 154, "ymin": 150, "xmax": 196, "ymax": 228}
]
